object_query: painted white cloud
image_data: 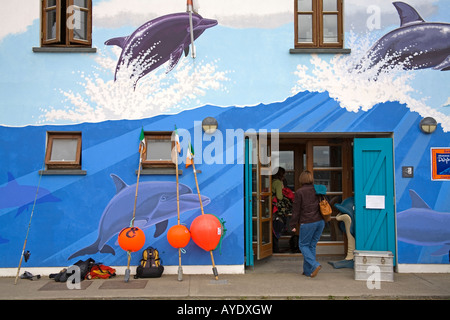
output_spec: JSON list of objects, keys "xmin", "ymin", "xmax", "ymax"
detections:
[
  {"xmin": 0, "ymin": 0, "xmax": 39, "ymax": 42},
  {"xmin": 93, "ymin": 0, "xmax": 293, "ymax": 29},
  {"xmin": 0, "ymin": 0, "xmax": 442, "ymax": 42}
]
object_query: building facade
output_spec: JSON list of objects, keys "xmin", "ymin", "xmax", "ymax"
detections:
[{"xmin": 1, "ymin": 0, "xmax": 449, "ymax": 275}]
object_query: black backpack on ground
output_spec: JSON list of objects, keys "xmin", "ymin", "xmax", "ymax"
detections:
[
  {"xmin": 50, "ymin": 258, "xmax": 95, "ymax": 282},
  {"xmin": 134, "ymin": 247, "xmax": 164, "ymax": 279}
]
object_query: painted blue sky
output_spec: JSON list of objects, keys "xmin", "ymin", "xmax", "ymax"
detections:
[{"xmin": 0, "ymin": 0, "xmax": 449, "ymax": 129}]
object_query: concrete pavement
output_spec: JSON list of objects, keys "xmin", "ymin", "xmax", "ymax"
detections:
[{"xmin": 2, "ymin": 256, "xmax": 450, "ymax": 300}]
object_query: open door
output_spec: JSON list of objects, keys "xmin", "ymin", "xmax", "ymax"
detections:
[
  {"xmin": 244, "ymin": 138, "xmax": 254, "ymax": 266},
  {"xmin": 354, "ymin": 138, "xmax": 396, "ymax": 262},
  {"xmin": 245, "ymin": 135, "xmax": 273, "ymax": 261}
]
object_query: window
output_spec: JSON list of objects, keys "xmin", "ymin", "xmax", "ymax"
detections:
[
  {"xmin": 41, "ymin": 0, "xmax": 92, "ymax": 47},
  {"xmin": 294, "ymin": 0, "xmax": 343, "ymax": 49},
  {"xmin": 141, "ymin": 132, "xmax": 175, "ymax": 168},
  {"xmin": 45, "ymin": 132, "xmax": 82, "ymax": 170}
]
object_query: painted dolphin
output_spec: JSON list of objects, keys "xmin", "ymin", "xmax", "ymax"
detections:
[
  {"xmin": 397, "ymin": 190, "xmax": 450, "ymax": 256},
  {"xmin": 68, "ymin": 174, "xmax": 210, "ymax": 260},
  {"xmin": 105, "ymin": 12, "xmax": 218, "ymax": 88},
  {"xmin": 0, "ymin": 172, "xmax": 60, "ymax": 217},
  {"xmin": 0, "ymin": 236, "xmax": 9, "ymax": 245},
  {"xmin": 359, "ymin": 2, "xmax": 450, "ymax": 72}
]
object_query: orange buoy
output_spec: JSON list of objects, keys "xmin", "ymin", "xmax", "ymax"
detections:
[
  {"xmin": 167, "ymin": 224, "xmax": 191, "ymax": 249},
  {"xmin": 118, "ymin": 227, "xmax": 146, "ymax": 252},
  {"xmin": 190, "ymin": 214, "xmax": 223, "ymax": 251}
]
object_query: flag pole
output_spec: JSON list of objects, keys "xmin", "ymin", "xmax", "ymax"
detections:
[
  {"xmin": 191, "ymin": 160, "xmax": 219, "ymax": 280},
  {"xmin": 187, "ymin": 0, "xmax": 196, "ymax": 59},
  {"xmin": 175, "ymin": 145, "xmax": 183, "ymax": 281},
  {"xmin": 125, "ymin": 130, "xmax": 145, "ymax": 282},
  {"xmin": 174, "ymin": 126, "xmax": 183, "ymax": 281}
]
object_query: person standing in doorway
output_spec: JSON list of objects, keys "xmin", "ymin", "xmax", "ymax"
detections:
[{"xmin": 289, "ymin": 170, "xmax": 324, "ymax": 277}]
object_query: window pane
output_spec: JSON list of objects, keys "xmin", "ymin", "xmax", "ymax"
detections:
[
  {"xmin": 313, "ymin": 146, "xmax": 342, "ymax": 167},
  {"xmin": 298, "ymin": 0, "xmax": 312, "ymax": 11},
  {"xmin": 323, "ymin": 14, "xmax": 338, "ymax": 43},
  {"xmin": 46, "ymin": 10, "xmax": 57, "ymax": 40},
  {"xmin": 261, "ymin": 175, "xmax": 270, "ymax": 193},
  {"xmin": 323, "ymin": 0, "xmax": 337, "ymax": 11},
  {"xmin": 74, "ymin": 0, "xmax": 88, "ymax": 8},
  {"xmin": 314, "ymin": 171, "xmax": 342, "ymax": 192},
  {"xmin": 298, "ymin": 14, "xmax": 313, "ymax": 43},
  {"xmin": 73, "ymin": 10, "xmax": 88, "ymax": 40},
  {"xmin": 261, "ymin": 220, "xmax": 271, "ymax": 244},
  {"xmin": 147, "ymin": 139, "xmax": 172, "ymax": 161},
  {"xmin": 50, "ymin": 139, "xmax": 78, "ymax": 161},
  {"xmin": 47, "ymin": 0, "xmax": 56, "ymax": 7},
  {"xmin": 261, "ymin": 195, "xmax": 271, "ymax": 219}
]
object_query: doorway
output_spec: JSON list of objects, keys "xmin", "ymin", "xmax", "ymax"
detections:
[{"xmin": 244, "ymin": 133, "xmax": 395, "ymax": 266}]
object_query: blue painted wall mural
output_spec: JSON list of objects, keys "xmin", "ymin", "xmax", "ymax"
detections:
[{"xmin": 0, "ymin": 0, "xmax": 449, "ymax": 269}]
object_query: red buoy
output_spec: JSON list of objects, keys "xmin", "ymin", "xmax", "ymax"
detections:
[
  {"xmin": 118, "ymin": 227, "xmax": 146, "ymax": 252},
  {"xmin": 190, "ymin": 214, "xmax": 223, "ymax": 251},
  {"xmin": 167, "ymin": 224, "xmax": 191, "ymax": 249}
]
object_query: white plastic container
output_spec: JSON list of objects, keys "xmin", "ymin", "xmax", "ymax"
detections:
[{"xmin": 354, "ymin": 250, "xmax": 394, "ymax": 282}]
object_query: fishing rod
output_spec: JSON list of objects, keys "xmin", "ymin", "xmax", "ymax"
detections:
[{"xmin": 15, "ymin": 164, "xmax": 45, "ymax": 285}]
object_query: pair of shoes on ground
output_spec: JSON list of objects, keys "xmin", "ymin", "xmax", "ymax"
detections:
[{"xmin": 20, "ymin": 271, "xmax": 41, "ymax": 281}]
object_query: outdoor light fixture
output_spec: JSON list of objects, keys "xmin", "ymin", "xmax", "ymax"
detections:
[
  {"xmin": 419, "ymin": 117, "xmax": 437, "ymax": 134},
  {"xmin": 202, "ymin": 117, "xmax": 218, "ymax": 134}
]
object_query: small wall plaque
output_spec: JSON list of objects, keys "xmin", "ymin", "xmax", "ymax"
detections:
[{"xmin": 402, "ymin": 166, "xmax": 414, "ymax": 178}]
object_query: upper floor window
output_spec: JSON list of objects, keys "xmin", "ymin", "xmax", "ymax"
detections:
[
  {"xmin": 41, "ymin": 0, "xmax": 92, "ymax": 47},
  {"xmin": 294, "ymin": 0, "xmax": 343, "ymax": 49},
  {"xmin": 45, "ymin": 132, "xmax": 82, "ymax": 170}
]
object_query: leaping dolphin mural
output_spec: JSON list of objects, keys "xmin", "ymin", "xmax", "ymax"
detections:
[
  {"xmin": 0, "ymin": 172, "xmax": 60, "ymax": 217},
  {"xmin": 68, "ymin": 174, "xmax": 210, "ymax": 260},
  {"xmin": 359, "ymin": 2, "xmax": 450, "ymax": 73},
  {"xmin": 105, "ymin": 12, "xmax": 218, "ymax": 88},
  {"xmin": 397, "ymin": 190, "xmax": 450, "ymax": 256}
]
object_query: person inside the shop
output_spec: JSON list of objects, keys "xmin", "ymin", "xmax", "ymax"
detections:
[{"xmin": 272, "ymin": 167, "xmax": 294, "ymax": 252}]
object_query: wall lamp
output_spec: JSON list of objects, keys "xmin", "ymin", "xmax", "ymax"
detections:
[
  {"xmin": 202, "ymin": 117, "xmax": 218, "ymax": 134},
  {"xmin": 419, "ymin": 117, "xmax": 437, "ymax": 134}
]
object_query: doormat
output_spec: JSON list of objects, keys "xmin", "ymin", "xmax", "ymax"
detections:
[
  {"xmin": 38, "ymin": 281, "xmax": 93, "ymax": 291},
  {"xmin": 99, "ymin": 280, "xmax": 148, "ymax": 290}
]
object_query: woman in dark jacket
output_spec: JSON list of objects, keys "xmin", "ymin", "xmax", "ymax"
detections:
[{"xmin": 289, "ymin": 170, "xmax": 324, "ymax": 277}]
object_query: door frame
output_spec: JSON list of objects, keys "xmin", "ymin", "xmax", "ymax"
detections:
[{"xmin": 244, "ymin": 132, "xmax": 395, "ymax": 262}]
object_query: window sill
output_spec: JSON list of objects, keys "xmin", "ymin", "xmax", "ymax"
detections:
[
  {"xmin": 39, "ymin": 170, "xmax": 87, "ymax": 176},
  {"xmin": 32, "ymin": 47, "xmax": 97, "ymax": 53},
  {"xmin": 289, "ymin": 48, "xmax": 351, "ymax": 54},
  {"xmin": 137, "ymin": 168, "xmax": 202, "ymax": 175}
]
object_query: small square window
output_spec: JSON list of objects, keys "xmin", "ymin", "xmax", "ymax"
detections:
[
  {"xmin": 45, "ymin": 132, "xmax": 82, "ymax": 169},
  {"xmin": 141, "ymin": 132, "xmax": 176, "ymax": 168}
]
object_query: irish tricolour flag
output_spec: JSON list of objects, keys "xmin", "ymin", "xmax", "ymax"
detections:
[{"xmin": 186, "ymin": 142, "xmax": 194, "ymax": 168}]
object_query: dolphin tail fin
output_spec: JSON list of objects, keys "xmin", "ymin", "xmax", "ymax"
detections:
[
  {"xmin": 68, "ymin": 240, "xmax": 103, "ymax": 260},
  {"xmin": 100, "ymin": 244, "xmax": 116, "ymax": 255},
  {"xmin": 393, "ymin": 2, "xmax": 424, "ymax": 27},
  {"xmin": 105, "ymin": 36, "xmax": 129, "ymax": 49}
]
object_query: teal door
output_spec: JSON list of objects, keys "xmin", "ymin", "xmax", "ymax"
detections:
[
  {"xmin": 354, "ymin": 138, "xmax": 396, "ymax": 262},
  {"xmin": 244, "ymin": 138, "xmax": 254, "ymax": 266}
]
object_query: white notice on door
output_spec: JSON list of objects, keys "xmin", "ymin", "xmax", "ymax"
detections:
[{"xmin": 365, "ymin": 195, "xmax": 385, "ymax": 209}]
